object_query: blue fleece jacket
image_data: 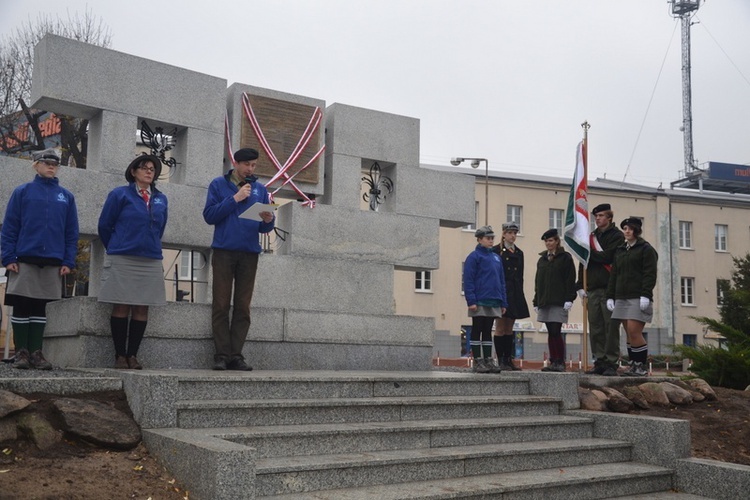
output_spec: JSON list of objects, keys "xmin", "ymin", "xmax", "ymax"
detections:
[
  {"xmin": 203, "ymin": 171, "xmax": 275, "ymax": 253},
  {"xmin": 463, "ymin": 244, "xmax": 508, "ymax": 308},
  {"xmin": 1, "ymin": 175, "xmax": 79, "ymax": 268},
  {"xmin": 97, "ymin": 183, "xmax": 168, "ymax": 259}
]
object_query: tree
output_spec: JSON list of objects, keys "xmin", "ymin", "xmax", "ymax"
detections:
[
  {"xmin": 677, "ymin": 253, "xmax": 750, "ymax": 389},
  {"xmin": 0, "ymin": 9, "xmax": 111, "ymax": 166}
]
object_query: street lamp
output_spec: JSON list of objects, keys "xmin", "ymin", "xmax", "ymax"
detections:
[{"xmin": 450, "ymin": 157, "xmax": 489, "ymax": 226}]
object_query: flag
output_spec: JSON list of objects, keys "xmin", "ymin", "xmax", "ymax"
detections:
[{"xmin": 564, "ymin": 141, "xmax": 590, "ymax": 266}]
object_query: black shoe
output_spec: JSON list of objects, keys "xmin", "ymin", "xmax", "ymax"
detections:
[
  {"xmin": 503, "ymin": 357, "xmax": 521, "ymax": 371},
  {"xmin": 585, "ymin": 362, "xmax": 605, "ymax": 375},
  {"xmin": 227, "ymin": 358, "xmax": 253, "ymax": 371},
  {"xmin": 601, "ymin": 366, "xmax": 618, "ymax": 377},
  {"xmin": 213, "ymin": 358, "xmax": 228, "ymax": 370}
]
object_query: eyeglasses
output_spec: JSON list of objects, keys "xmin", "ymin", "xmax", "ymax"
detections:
[{"xmin": 138, "ymin": 166, "xmax": 156, "ymax": 172}]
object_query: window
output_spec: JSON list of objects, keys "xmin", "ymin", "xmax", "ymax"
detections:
[
  {"xmin": 507, "ymin": 205, "xmax": 522, "ymax": 232},
  {"xmin": 680, "ymin": 277, "xmax": 695, "ymax": 305},
  {"xmin": 678, "ymin": 221, "xmax": 692, "ymax": 249},
  {"xmin": 415, "ymin": 271, "xmax": 432, "ymax": 292},
  {"xmin": 549, "ymin": 209, "xmax": 564, "ymax": 230},
  {"xmin": 715, "ymin": 224, "xmax": 728, "ymax": 251},
  {"xmin": 463, "ymin": 202, "xmax": 478, "ymax": 231},
  {"xmin": 717, "ymin": 278, "xmax": 729, "ymax": 306},
  {"xmin": 178, "ymin": 250, "xmax": 205, "ymax": 280},
  {"xmin": 460, "ymin": 261, "xmax": 465, "ymax": 294},
  {"xmin": 683, "ymin": 334, "xmax": 697, "ymax": 348}
]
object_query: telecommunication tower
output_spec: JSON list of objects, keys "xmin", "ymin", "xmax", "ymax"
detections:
[{"xmin": 670, "ymin": 0, "xmax": 702, "ymax": 177}]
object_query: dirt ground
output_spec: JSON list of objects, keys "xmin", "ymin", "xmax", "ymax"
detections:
[{"xmin": 1, "ymin": 385, "xmax": 749, "ymax": 500}]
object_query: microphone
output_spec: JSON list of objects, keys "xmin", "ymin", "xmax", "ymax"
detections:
[{"xmin": 238, "ymin": 175, "xmax": 257, "ymax": 187}]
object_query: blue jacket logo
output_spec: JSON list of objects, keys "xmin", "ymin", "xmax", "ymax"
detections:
[
  {"xmin": 153, "ymin": 198, "xmax": 164, "ymax": 205},
  {"xmin": 57, "ymin": 193, "xmax": 68, "ymax": 203}
]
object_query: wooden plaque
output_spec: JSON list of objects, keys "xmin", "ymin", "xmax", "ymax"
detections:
[{"xmin": 240, "ymin": 94, "xmax": 321, "ymax": 185}]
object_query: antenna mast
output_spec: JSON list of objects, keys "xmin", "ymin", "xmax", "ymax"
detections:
[{"xmin": 670, "ymin": 0, "xmax": 702, "ymax": 177}]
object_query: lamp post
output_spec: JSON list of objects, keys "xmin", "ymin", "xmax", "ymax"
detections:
[{"xmin": 451, "ymin": 157, "xmax": 489, "ymax": 226}]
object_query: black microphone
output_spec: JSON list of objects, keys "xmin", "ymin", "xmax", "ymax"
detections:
[{"xmin": 238, "ymin": 175, "xmax": 257, "ymax": 187}]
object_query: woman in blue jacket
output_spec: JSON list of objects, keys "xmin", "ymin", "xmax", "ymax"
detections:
[
  {"xmin": 1, "ymin": 149, "xmax": 79, "ymax": 370},
  {"xmin": 97, "ymin": 154, "xmax": 168, "ymax": 369},
  {"xmin": 463, "ymin": 225, "xmax": 507, "ymax": 373}
]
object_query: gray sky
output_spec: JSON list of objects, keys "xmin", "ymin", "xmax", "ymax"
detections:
[{"xmin": 2, "ymin": 0, "xmax": 749, "ymax": 187}]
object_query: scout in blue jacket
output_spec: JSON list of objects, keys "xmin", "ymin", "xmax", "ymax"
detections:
[
  {"xmin": 463, "ymin": 225, "xmax": 507, "ymax": 373},
  {"xmin": 203, "ymin": 148, "xmax": 275, "ymax": 371},
  {"xmin": 2, "ymin": 148, "xmax": 79, "ymax": 370}
]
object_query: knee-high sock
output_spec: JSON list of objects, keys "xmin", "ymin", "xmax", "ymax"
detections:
[
  {"xmin": 28, "ymin": 316, "xmax": 47, "ymax": 352},
  {"xmin": 503, "ymin": 334, "xmax": 515, "ymax": 358},
  {"xmin": 11, "ymin": 316, "xmax": 30, "ymax": 352},
  {"xmin": 631, "ymin": 343, "xmax": 648, "ymax": 364},
  {"xmin": 111, "ymin": 316, "xmax": 128, "ymax": 357},
  {"xmin": 127, "ymin": 320, "xmax": 147, "ymax": 357}
]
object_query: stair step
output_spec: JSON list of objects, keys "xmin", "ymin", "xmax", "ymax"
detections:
[
  {"xmin": 176, "ymin": 395, "xmax": 562, "ymax": 428},
  {"xmin": 257, "ymin": 462, "xmax": 672, "ymax": 499},
  {"xmin": 207, "ymin": 415, "xmax": 594, "ymax": 458},
  {"xmin": 176, "ymin": 374, "xmax": 530, "ymax": 400}
]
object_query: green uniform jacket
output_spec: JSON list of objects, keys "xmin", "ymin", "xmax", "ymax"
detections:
[
  {"xmin": 533, "ymin": 247, "xmax": 577, "ymax": 308},
  {"xmin": 606, "ymin": 237, "xmax": 658, "ymax": 301},
  {"xmin": 576, "ymin": 223, "xmax": 624, "ymax": 291}
]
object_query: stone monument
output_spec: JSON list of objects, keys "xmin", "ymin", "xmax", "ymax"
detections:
[{"xmin": 0, "ymin": 34, "xmax": 475, "ymax": 370}]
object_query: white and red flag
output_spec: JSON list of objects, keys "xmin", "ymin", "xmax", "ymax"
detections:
[{"xmin": 564, "ymin": 141, "xmax": 590, "ymax": 266}]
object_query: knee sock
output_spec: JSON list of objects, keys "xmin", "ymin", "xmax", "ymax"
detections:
[
  {"xmin": 631, "ymin": 343, "xmax": 648, "ymax": 364},
  {"xmin": 11, "ymin": 317, "xmax": 30, "ymax": 352},
  {"xmin": 493, "ymin": 335, "xmax": 503, "ymax": 360},
  {"xmin": 127, "ymin": 320, "xmax": 147, "ymax": 357},
  {"xmin": 111, "ymin": 316, "xmax": 128, "ymax": 357},
  {"xmin": 503, "ymin": 334, "xmax": 515, "ymax": 358},
  {"xmin": 28, "ymin": 316, "xmax": 47, "ymax": 353}
]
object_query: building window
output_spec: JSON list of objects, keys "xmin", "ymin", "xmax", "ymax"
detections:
[
  {"xmin": 681, "ymin": 277, "xmax": 695, "ymax": 306},
  {"xmin": 178, "ymin": 250, "xmax": 205, "ymax": 280},
  {"xmin": 549, "ymin": 209, "xmax": 564, "ymax": 230},
  {"xmin": 683, "ymin": 334, "xmax": 697, "ymax": 347},
  {"xmin": 717, "ymin": 278, "xmax": 729, "ymax": 306},
  {"xmin": 460, "ymin": 261, "xmax": 465, "ymax": 294},
  {"xmin": 415, "ymin": 271, "xmax": 432, "ymax": 292},
  {"xmin": 678, "ymin": 221, "xmax": 692, "ymax": 249},
  {"xmin": 715, "ymin": 224, "xmax": 728, "ymax": 252},
  {"xmin": 507, "ymin": 205, "xmax": 522, "ymax": 232},
  {"xmin": 463, "ymin": 202, "xmax": 478, "ymax": 231}
]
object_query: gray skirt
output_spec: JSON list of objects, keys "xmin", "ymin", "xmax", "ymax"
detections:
[
  {"xmin": 536, "ymin": 305, "xmax": 568, "ymax": 323},
  {"xmin": 98, "ymin": 255, "xmax": 166, "ymax": 306},
  {"xmin": 612, "ymin": 298, "xmax": 653, "ymax": 323},
  {"xmin": 469, "ymin": 305, "xmax": 504, "ymax": 318},
  {"xmin": 5, "ymin": 263, "xmax": 63, "ymax": 303}
]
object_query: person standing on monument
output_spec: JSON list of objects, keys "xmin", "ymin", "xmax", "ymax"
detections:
[
  {"xmin": 463, "ymin": 225, "xmax": 507, "ymax": 374},
  {"xmin": 2, "ymin": 148, "xmax": 79, "ymax": 370},
  {"xmin": 607, "ymin": 217, "xmax": 658, "ymax": 377},
  {"xmin": 534, "ymin": 228, "xmax": 577, "ymax": 372},
  {"xmin": 576, "ymin": 203, "xmax": 624, "ymax": 376},
  {"xmin": 98, "ymin": 154, "xmax": 168, "ymax": 370},
  {"xmin": 203, "ymin": 148, "xmax": 275, "ymax": 371},
  {"xmin": 492, "ymin": 222, "xmax": 529, "ymax": 371}
]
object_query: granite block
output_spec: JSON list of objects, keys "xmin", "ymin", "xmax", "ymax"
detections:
[
  {"xmin": 32, "ymin": 35, "xmax": 226, "ymax": 131},
  {"xmin": 86, "ymin": 110, "xmax": 139, "ymax": 176},
  {"xmin": 118, "ymin": 371, "xmax": 179, "ymax": 428},
  {"xmin": 523, "ymin": 371, "xmax": 580, "ymax": 410},
  {"xmin": 674, "ymin": 458, "xmax": 750, "ymax": 499},
  {"xmin": 143, "ymin": 428, "xmax": 255, "ymax": 500},
  {"xmin": 573, "ymin": 409, "xmax": 691, "ymax": 468},
  {"xmin": 277, "ymin": 202, "xmax": 439, "ymax": 269},
  {"xmin": 392, "ymin": 165, "xmax": 476, "ymax": 228},
  {"xmin": 372, "ymin": 379, "xmax": 528, "ymax": 397},
  {"xmin": 177, "ymin": 379, "xmax": 374, "ymax": 401},
  {"xmin": 253, "ymin": 255, "xmax": 395, "ymax": 315},
  {"xmin": 170, "ymin": 127, "xmax": 225, "ymax": 188},
  {"xmin": 398, "ymin": 399, "xmax": 560, "ymax": 421},
  {"xmin": 429, "ymin": 417, "xmax": 592, "ymax": 448},
  {"xmin": 319, "ymin": 153, "xmax": 363, "ymax": 209},
  {"xmin": 325, "ymin": 103, "xmax": 420, "ymax": 167}
]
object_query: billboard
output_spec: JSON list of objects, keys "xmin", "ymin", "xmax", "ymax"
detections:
[{"xmin": 707, "ymin": 162, "xmax": 750, "ymax": 183}]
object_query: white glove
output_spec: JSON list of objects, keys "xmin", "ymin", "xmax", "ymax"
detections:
[
  {"xmin": 640, "ymin": 296, "xmax": 650, "ymax": 311},
  {"xmin": 533, "ymin": 306, "xmax": 539, "ymax": 314},
  {"xmin": 563, "ymin": 301, "xmax": 573, "ymax": 311},
  {"xmin": 606, "ymin": 299, "xmax": 615, "ymax": 312},
  {"xmin": 577, "ymin": 289, "xmax": 587, "ymax": 299}
]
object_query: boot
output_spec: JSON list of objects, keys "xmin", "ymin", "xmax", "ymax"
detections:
[
  {"xmin": 502, "ymin": 357, "xmax": 520, "ymax": 371},
  {"xmin": 485, "ymin": 358, "xmax": 503, "ymax": 373},
  {"xmin": 473, "ymin": 358, "xmax": 491, "ymax": 374},
  {"xmin": 30, "ymin": 350, "xmax": 52, "ymax": 370},
  {"xmin": 621, "ymin": 361, "xmax": 648, "ymax": 377},
  {"xmin": 12, "ymin": 349, "xmax": 31, "ymax": 370}
]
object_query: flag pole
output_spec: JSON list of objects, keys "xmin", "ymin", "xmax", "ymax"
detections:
[{"xmin": 581, "ymin": 121, "xmax": 590, "ymax": 372}]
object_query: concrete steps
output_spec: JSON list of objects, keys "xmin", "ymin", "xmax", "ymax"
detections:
[{"xmin": 137, "ymin": 371, "xmax": 688, "ymax": 499}]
